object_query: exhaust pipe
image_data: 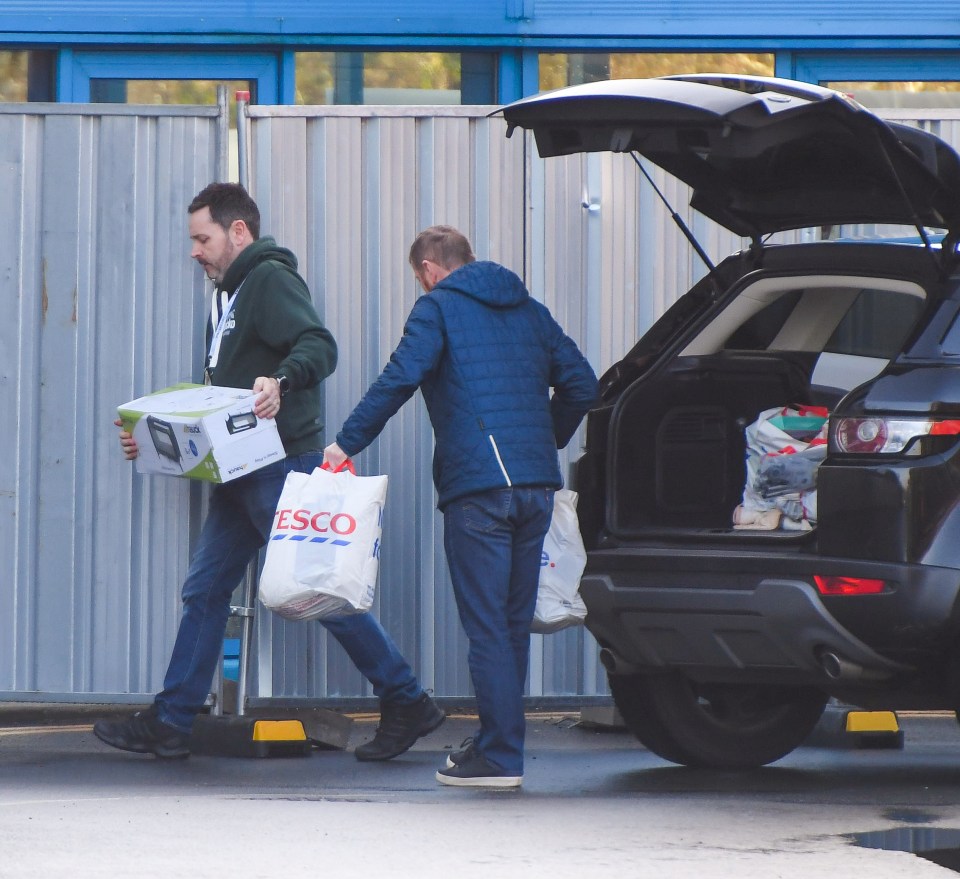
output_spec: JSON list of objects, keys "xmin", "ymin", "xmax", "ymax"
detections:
[
  {"xmin": 819, "ymin": 650, "xmax": 890, "ymax": 683},
  {"xmin": 599, "ymin": 647, "xmax": 641, "ymax": 676}
]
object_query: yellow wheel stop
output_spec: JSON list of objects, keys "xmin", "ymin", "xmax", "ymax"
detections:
[
  {"xmin": 845, "ymin": 711, "xmax": 900, "ymax": 733},
  {"xmin": 252, "ymin": 719, "xmax": 307, "ymax": 742}
]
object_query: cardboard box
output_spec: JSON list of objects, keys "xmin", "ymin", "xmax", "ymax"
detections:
[{"xmin": 117, "ymin": 383, "xmax": 285, "ymax": 483}]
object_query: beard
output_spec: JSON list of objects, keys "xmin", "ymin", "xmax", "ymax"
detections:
[{"xmin": 206, "ymin": 238, "xmax": 237, "ymax": 285}]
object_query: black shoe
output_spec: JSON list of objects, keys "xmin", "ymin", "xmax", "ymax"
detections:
[
  {"xmin": 436, "ymin": 753, "xmax": 522, "ymax": 788},
  {"xmin": 93, "ymin": 705, "xmax": 190, "ymax": 759},
  {"xmin": 444, "ymin": 736, "xmax": 477, "ymax": 769},
  {"xmin": 355, "ymin": 693, "xmax": 446, "ymax": 762}
]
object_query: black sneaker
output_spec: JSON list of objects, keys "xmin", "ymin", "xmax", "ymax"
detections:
[
  {"xmin": 436, "ymin": 754, "xmax": 522, "ymax": 788},
  {"xmin": 444, "ymin": 736, "xmax": 477, "ymax": 769},
  {"xmin": 92, "ymin": 705, "xmax": 190, "ymax": 759},
  {"xmin": 354, "ymin": 692, "xmax": 446, "ymax": 762}
]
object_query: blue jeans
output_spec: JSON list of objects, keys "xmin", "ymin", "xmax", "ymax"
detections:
[
  {"xmin": 443, "ymin": 486, "xmax": 554, "ymax": 775},
  {"xmin": 155, "ymin": 452, "xmax": 422, "ymax": 732}
]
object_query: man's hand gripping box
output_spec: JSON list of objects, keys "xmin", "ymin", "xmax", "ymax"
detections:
[{"xmin": 117, "ymin": 383, "xmax": 285, "ymax": 483}]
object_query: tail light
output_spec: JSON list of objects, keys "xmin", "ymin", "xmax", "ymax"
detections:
[
  {"xmin": 814, "ymin": 575, "xmax": 886, "ymax": 595},
  {"xmin": 831, "ymin": 417, "xmax": 960, "ymax": 454}
]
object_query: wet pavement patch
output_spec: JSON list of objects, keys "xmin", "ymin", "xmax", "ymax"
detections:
[
  {"xmin": 882, "ymin": 808, "xmax": 941, "ymax": 824},
  {"xmin": 851, "ymin": 827, "xmax": 960, "ymax": 872}
]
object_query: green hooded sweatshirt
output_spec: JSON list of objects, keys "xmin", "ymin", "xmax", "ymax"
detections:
[{"xmin": 206, "ymin": 236, "xmax": 338, "ymax": 455}]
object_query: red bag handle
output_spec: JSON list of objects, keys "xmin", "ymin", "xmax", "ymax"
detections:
[
  {"xmin": 321, "ymin": 459, "xmax": 356, "ymax": 474},
  {"xmin": 791, "ymin": 404, "xmax": 830, "ymax": 418}
]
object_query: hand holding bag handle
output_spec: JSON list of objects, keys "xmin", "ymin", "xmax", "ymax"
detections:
[{"xmin": 322, "ymin": 458, "xmax": 356, "ymax": 475}]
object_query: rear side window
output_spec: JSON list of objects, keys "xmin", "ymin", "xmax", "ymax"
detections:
[
  {"xmin": 825, "ymin": 288, "xmax": 925, "ymax": 359},
  {"xmin": 723, "ymin": 291, "xmax": 802, "ymax": 350},
  {"xmin": 709, "ymin": 281, "xmax": 927, "ymax": 393},
  {"xmin": 723, "ymin": 287, "xmax": 923, "ymax": 356}
]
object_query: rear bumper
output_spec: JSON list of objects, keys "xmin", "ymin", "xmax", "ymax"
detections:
[{"xmin": 581, "ymin": 548, "xmax": 960, "ymax": 684}]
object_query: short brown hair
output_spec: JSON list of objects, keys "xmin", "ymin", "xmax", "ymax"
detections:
[
  {"xmin": 188, "ymin": 182, "xmax": 260, "ymax": 240},
  {"xmin": 408, "ymin": 225, "xmax": 475, "ymax": 271}
]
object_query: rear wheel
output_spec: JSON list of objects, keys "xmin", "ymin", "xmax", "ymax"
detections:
[{"xmin": 609, "ymin": 672, "xmax": 828, "ymax": 769}]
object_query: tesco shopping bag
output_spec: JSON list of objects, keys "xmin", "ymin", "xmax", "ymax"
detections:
[
  {"xmin": 531, "ymin": 489, "xmax": 588, "ymax": 634},
  {"xmin": 258, "ymin": 463, "xmax": 388, "ymax": 621},
  {"xmin": 735, "ymin": 405, "xmax": 828, "ymax": 531}
]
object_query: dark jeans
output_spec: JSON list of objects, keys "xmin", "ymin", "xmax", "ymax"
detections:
[
  {"xmin": 155, "ymin": 452, "xmax": 422, "ymax": 732},
  {"xmin": 443, "ymin": 486, "xmax": 554, "ymax": 774}
]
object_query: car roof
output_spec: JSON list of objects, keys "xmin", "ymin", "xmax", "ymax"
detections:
[{"xmin": 500, "ymin": 74, "xmax": 960, "ymax": 239}]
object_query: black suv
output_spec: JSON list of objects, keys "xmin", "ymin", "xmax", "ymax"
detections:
[{"xmin": 502, "ymin": 75, "xmax": 960, "ymax": 768}]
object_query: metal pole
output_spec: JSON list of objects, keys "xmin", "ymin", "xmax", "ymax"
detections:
[
  {"xmin": 236, "ymin": 90, "xmax": 250, "ymax": 191},
  {"xmin": 231, "ymin": 561, "xmax": 258, "ymax": 718},
  {"xmin": 215, "ymin": 84, "xmax": 230, "ymax": 183}
]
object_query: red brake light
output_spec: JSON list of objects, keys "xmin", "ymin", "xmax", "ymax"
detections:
[
  {"xmin": 930, "ymin": 420, "xmax": 960, "ymax": 435},
  {"xmin": 814, "ymin": 575, "xmax": 885, "ymax": 596}
]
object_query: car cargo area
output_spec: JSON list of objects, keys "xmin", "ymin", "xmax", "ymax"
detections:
[
  {"xmin": 606, "ymin": 351, "xmax": 829, "ymax": 538},
  {"xmin": 599, "ymin": 270, "xmax": 930, "ymax": 542}
]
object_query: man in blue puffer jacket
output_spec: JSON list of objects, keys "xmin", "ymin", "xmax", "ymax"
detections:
[{"xmin": 324, "ymin": 225, "xmax": 598, "ymax": 788}]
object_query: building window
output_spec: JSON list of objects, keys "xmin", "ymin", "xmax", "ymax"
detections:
[
  {"xmin": 0, "ymin": 51, "xmax": 28, "ymax": 101},
  {"xmin": 826, "ymin": 81, "xmax": 960, "ymax": 109},
  {"xmin": 91, "ymin": 79, "xmax": 253, "ymax": 106},
  {"xmin": 539, "ymin": 52, "xmax": 776, "ymax": 90},
  {"xmin": 295, "ymin": 51, "xmax": 496, "ymax": 105},
  {"xmin": 0, "ymin": 50, "xmax": 57, "ymax": 102}
]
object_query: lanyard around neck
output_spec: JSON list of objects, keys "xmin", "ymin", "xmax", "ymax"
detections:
[{"xmin": 206, "ymin": 281, "xmax": 243, "ymax": 372}]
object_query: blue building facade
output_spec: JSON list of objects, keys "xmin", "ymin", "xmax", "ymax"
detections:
[{"xmin": 2, "ymin": 1, "xmax": 960, "ymax": 104}]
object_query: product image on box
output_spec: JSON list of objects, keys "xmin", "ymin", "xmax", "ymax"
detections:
[
  {"xmin": 146, "ymin": 415, "xmax": 183, "ymax": 471},
  {"xmin": 226, "ymin": 410, "xmax": 257, "ymax": 435},
  {"xmin": 118, "ymin": 383, "xmax": 285, "ymax": 483}
]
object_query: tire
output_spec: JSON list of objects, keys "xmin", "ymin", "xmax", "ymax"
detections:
[{"xmin": 609, "ymin": 672, "xmax": 828, "ymax": 769}]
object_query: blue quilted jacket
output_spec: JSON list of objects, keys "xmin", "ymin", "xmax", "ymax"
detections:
[{"xmin": 336, "ymin": 260, "xmax": 598, "ymax": 508}]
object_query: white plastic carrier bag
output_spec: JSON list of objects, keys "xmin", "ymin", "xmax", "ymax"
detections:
[
  {"xmin": 258, "ymin": 462, "xmax": 388, "ymax": 621},
  {"xmin": 735, "ymin": 405, "xmax": 828, "ymax": 531},
  {"xmin": 531, "ymin": 489, "xmax": 588, "ymax": 634}
]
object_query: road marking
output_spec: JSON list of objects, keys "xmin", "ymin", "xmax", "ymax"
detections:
[{"xmin": 0, "ymin": 725, "xmax": 92, "ymax": 736}]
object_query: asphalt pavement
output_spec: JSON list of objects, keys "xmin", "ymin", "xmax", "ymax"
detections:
[{"xmin": 3, "ymin": 705, "xmax": 960, "ymax": 878}]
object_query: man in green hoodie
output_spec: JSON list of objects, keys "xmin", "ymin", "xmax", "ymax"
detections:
[{"xmin": 94, "ymin": 183, "xmax": 443, "ymax": 760}]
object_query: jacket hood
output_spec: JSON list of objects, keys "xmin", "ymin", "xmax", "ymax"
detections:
[
  {"xmin": 434, "ymin": 260, "xmax": 528, "ymax": 308},
  {"xmin": 218, "ymin": 236, "xmax": 298, "ymax": 295}
]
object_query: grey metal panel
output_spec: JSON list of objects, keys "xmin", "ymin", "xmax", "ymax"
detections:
[
  {"xmin": 0, "ymin": 106, "xmax": 222, "ymax": 700},
  {"xmin": 879, "ymin": 109, "xmax": 960, "ymax": 154},
  {"xmin": 247, "ymin": 110, "xmax": 454, "ymax": 699},
  {"xmin": 246, "ymin": 106, "xmax": 606, "ymax": 700}
]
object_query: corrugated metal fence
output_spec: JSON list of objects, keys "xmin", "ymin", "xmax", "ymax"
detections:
[
  {"xmin": 0, "ymin": 101, "xmax": 226, "ymax": 701},
  {"xmin": 3, "ymin": 101, "xmax": 956, "ymax": 704},
  {"xmin": 243, "ymin": 105, "xmax": 605, "ymax": 701}
]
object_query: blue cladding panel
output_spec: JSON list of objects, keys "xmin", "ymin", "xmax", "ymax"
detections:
[
  {"xmin": 0, "ymin": 1, "xmax": 958, "ymax": 39},
  {"xmin": 0, "ymin": 2, "xmax": 509, "ymax": 36}
]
